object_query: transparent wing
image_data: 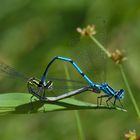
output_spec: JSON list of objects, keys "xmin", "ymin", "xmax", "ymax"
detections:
[
  {"xmin": 40, "ymin": 58, "xmax": 89, "ymax": 97},
  {"xmin": 48, "ymin": 77, "xmax": 86, "ymax": 85},
  {"xmin": 0, "ymin": 61, "xmax": 28, "ymax": 80},
  {"xmin": 0, "ymin": 61, "xmax": 88, "ymax": 96},
  {"xmin": 0, "ymin": 62, "xmax": 29, "ymax": 93},
  {"xmin": 0, "ymin": 62, "xmax": 86, "ymax": 84},
  {"xmin": 45, "ymin": 76, "xmax": 88, "ymax": 97}
]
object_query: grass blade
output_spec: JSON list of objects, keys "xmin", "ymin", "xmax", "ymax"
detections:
[{"xmin": 0, "ymin": 93, "xmax": 126, "ymax": 115}]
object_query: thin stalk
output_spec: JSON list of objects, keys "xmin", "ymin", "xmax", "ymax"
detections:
[
  {"xmin": 89, "ymin": 34, "xmax": 140, "ymax": 119},
  {"xmin": 89, "ymin": 35, "xmax": 111, "ymax": 58},
  {"xmin": 119, "ymin": 65, "xmax": 140, "ymax": 119},
  {"xmin": 64, "ymin": 64, "xmax": 85, "ymax": 140},
  {"xmin": 74, "ymin": 111, "xmax": 85, "ymax": 140}
]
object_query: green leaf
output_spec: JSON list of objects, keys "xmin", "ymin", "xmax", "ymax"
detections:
[{"xmin": 0, "ymin": 93, "xmax": 127, "ymax": 115}]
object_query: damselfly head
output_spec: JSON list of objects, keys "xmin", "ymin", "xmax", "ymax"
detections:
[
  {"xmin": 39, "ymin": 80, "xmax": 53, "ymax": 90},
  {"xmin": 116, "ymin": 89, "xmax": 125, "ymax": 99},
  {"xmin": 45, "ymin": 80, "xmax": 53, "ymax": 90},
  {"xmin": 101, "ymin": 82, "xmax": 108, "ymax": 86}
]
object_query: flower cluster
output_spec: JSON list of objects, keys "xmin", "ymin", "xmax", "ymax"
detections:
[
  {"xmin": 77, "ymin": 25, "xmax": 96, "ymax": 36},
  {"xmin": 110, "ymin": 49, "xmax": 127, "ymax": 64},
  {"xmin": 124, "ymin": 130, "xmax": 140, "ymax": 140}
]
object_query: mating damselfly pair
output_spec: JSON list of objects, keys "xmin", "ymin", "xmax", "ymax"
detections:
[{"xmin": 0, "ymin": 56, "xmax": 125, "ymax": 108}]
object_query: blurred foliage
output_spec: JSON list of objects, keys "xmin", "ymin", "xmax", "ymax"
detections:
[{"xmin": 0, "ymin": 0, "xmax": 140, "ymax": 140}]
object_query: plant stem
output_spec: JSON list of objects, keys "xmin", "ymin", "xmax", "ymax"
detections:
[
  {"xmin": 119, "ymin": 64, "xmax": 140, "ymax": 119},
  {"xmin": 74, "ymin": 111, "xmax": 85, "ymax": 140},
  {"xmin": 64, "ymin": 64, "xmax": 85, "ymax": 140},
  {"xmin": 89, "ymin": 35, "xmax": 111, "ymax": 58}
]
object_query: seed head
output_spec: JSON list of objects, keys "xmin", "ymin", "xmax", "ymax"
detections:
[{"xmin": 77, "ymin": 25, "xmax": 96, "ymax": 36}]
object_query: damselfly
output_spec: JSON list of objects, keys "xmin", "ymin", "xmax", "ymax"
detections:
[
  {"xmin": 0, "ymin": 56, "xmax": 125, "ymax": 108},
  {"xmin": 39, "ymin": 56, "xmax": 125, "ymax": 108}
]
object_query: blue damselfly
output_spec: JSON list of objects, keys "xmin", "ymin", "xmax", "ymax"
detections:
[{"xmin": 39, "ymin": 56, "xmax": 125, "ymax": 108}]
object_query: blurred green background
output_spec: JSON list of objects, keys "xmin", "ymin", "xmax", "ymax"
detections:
[{"xmin": 0, "ymin": 0, "xmax": 140, "ymax": 140}]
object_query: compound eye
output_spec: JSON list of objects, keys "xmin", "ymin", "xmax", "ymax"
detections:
[
  {"xmin": 118, "ymin": 89, "xmax": 125, "ymax": 99},
  {"xmin": 101, "ymin": 82, "xmax": 107, "ymax": 86},
  {"xmin": 120, "ymin": 89, "xmax": 124, "ymax": 92}
]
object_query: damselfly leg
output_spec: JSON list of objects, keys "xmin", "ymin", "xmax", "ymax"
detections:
[
  {"xmin": 97, "ymin": 94, "xmax": 111, "ymax": 106},
  {"xmin": 97, "ymin": 94, "xmax": 124, "ymax": 108}
]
